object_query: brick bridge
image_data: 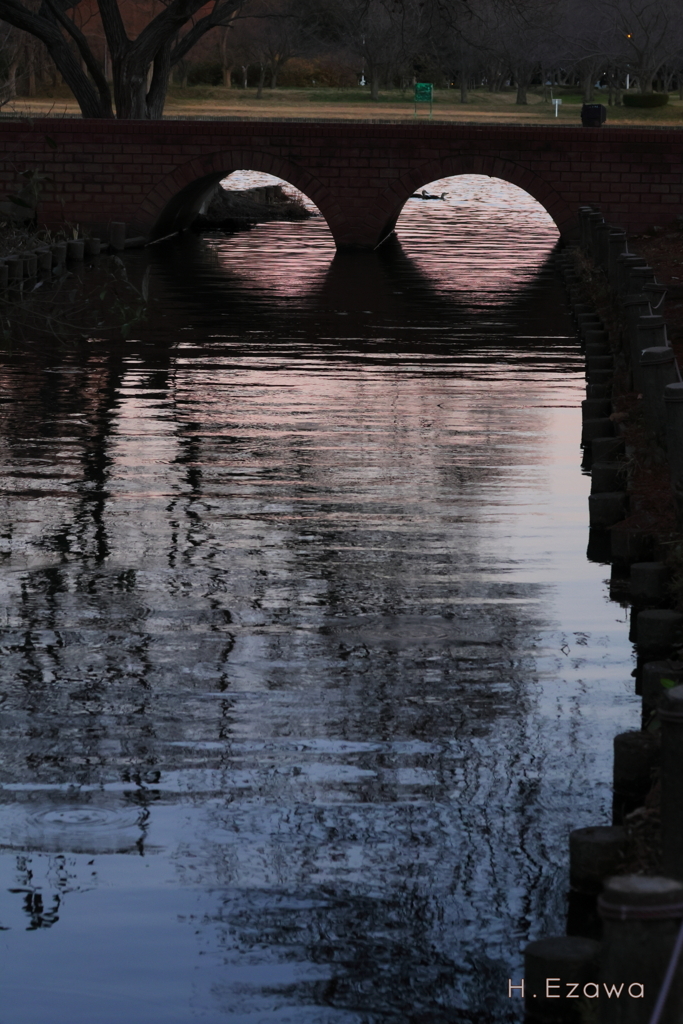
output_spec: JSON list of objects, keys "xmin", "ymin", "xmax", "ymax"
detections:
[{"xmin": 2, "ymin": 118, "xmax": 683, "ymax": 248}]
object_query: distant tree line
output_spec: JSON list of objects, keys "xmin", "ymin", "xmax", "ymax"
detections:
[{"xmin": 0, "ymin": 0, "xmax": 682, "ymax": 117}]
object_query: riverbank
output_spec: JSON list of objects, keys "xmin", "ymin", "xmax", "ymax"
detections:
[
  {"xmin": 4, "ymin": 85, "xmax": 683, "ymax": 126},
  {"xmin": 569, "ymin": 226, "xmax": 683, "ymax": 603},
  {"xmin": 562, "ymin": 219, "xmax": 683, "ymax": 884},
  {"xmin": 192, "ymin": 182, "xmax": 313, "ymax": 233},
  {"xmin": 0, "ymin": 184, "xmax": 312, "ymax": 342}
]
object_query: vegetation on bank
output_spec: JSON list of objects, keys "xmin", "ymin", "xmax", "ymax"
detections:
[
  {"xmin": 0, "ymin": 223, "xmax": 150, "ymax": 345},
  {"xmin": 0, "ymin": 186, "xmax": 312, "ymax": 344}
]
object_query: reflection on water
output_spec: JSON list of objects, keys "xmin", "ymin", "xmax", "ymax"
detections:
[{"xmin": 0, "ymin": 177, "xmax": 636, "ymax": 1023}]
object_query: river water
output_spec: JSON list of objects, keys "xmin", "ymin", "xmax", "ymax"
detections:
[{"xmin": 0, "ymin": 175, "xmax": 637, "ymax": 1023}]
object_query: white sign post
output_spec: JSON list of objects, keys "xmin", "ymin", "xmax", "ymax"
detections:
[{"xmin": 552, "ymin": 98, "xmax": 562, "ymax": 117}]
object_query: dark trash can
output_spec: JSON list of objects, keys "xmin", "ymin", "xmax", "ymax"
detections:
[{"xmin": 581, "ymin": 103, "xmax": 607, "ymax": 127}]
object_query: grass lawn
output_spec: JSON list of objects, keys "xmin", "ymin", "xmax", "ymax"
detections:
[{"xmin": 5, "ymin": 85, "xmax": 683, "ymax": 126}]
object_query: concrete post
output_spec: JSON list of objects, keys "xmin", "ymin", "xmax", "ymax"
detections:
[
  {"xmin": 50, "ymin": 242, "xmax": 66, "ymax": 268},
  {"xmin": 583, "ymin": 418, "xmax": 615, "ymax": 445},
  {"xmin": 585, "ymin": 330, "xmax": 609, "ymax": 348},
  {"xmin": 639, "ymin": 347, "xmax": 679, "ymax": 446},
  {"xmin": 617, "ymin": 256, "xmax": 647, "ymax": 297},
  {"xmin": 608, "ymin": 231, "xmax": 628, "ymax": 288},
  {"xmin": 629, "ymin": 265, "xmax": 657, "ymax": 293},
  {"xmin": 34, "ymin": 249, "xmax": 52, "ymax": 273},
  {"xmin": 109, "ymin": 222, "xmax": 126, "ymax": 251},
  {"xmin": 583, "ymin": 398, "xmax": 612, "ymax": 419},
  {"xmin": 636, "ymin": 609, "xmax": 683, "ymax": 656},
  {"xmin": 613, "ymin": 730, "xmax": 660, "ymax": 822},
  {"xmin": 65, "ymin": 239, "xmax": 84, "ymax": 261},
  {"xmin": 630, "ymin": 562, "xmax": 668, "ymax": 605},
  {"xmin": 644, "ymin": 283, "xmax": 667, "ymax": 311},
  {"xmin": 23, "ymin": 254, "xmax": 37, "ymax": 278},
  {"xmin": 623, "ymin": 297, "xmax": 652, "ymax": 363},
  {"xmin": 633, "ymin": 317, "xmax": 667, "ymax": 392},
  {"xmin": 587, "ymin": 355, "xmax": 614, "ymax": 376},
  {"xmin": 577, "ymin": 313, "xmax": 602, "ymax": 338},
  {"xmin": 598, "ymin": 875, "xmax": 683, "ymax": 1024},
  {"xmin": 524, "ymin": 936, "xmax": 601, "ymax": 1022},
  {"xmin": 588, "ymin": 491, "xmax": 628, "ymax": 527},
  {"xmin": 84, "ymin": 238, "xmax": 101, "ymax": 258},
  {"xmin": 6, "ymin": 257, "xmax": 23, "ymax": 281},
  {"xmin": 596, "ymin": 222, "xmax": 612, "ymax": 268},
  {"xmin": 591, "ymin": 462, "xmax": 626, "ymax": 493},
  {"xmin": 579, "ymin": 206, "xmax": 595, "ymax": 250},
  {"xmin": 587, "ymin": 212, "xmax": 605, "ymax": 258},
  {"xmin": 570, "ymin": 826, "xmax": 627, "ymax": 893},
  {"xmin": 660, "ymin": 685, "xmax": 683, "ymax": 880}
]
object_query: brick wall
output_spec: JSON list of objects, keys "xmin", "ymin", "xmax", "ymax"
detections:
[{"xmin": 1, "ymin": 118, "xmax": 682, "ymax": 248}]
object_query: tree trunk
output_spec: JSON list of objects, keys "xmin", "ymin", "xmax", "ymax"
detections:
[
  {"xmin": 113, "ymin": 55, "xmax": 148, "ymax": 119},
  {"xmin": 146, "ymin": 45, "xmax": 171, "ymax": 119},
  {"xmin": 270, "ymin": 64, "xmax": 278, "ymax": 89},
  {"xmin": 0, "ymin": 0, "xmax": 244, "ymax": 119},
  {"xmin": 25, "ymin": 39, "xmax": 37, "ymax": 97},
  {"xmin": 242, "ymin": 65, "xmax": 248, "ymax": 88},
  {"xmin": 256, "ymin": 62, "xmax": 265, "ymax": 98},
  {"xmin": 370, "ymin": 68, "xmax": 380, "ymax": 101},
  {"xmin": 220, "ymin": 27, "xmax": 232, "ymax": 89},
  {"xmin": 459, "ymin": 72, "xmax": 468, "ymax": 103},
  {"xmin": 7, "ymin": 59, "xmax": 19, "ymax": 98},
  {"xmin": 581, "ymin": 71, "xmax": 594, "ymax": 103},
  {"xmin": 515, "ymin": 80, "xmax": 528, "ymax": 104}
]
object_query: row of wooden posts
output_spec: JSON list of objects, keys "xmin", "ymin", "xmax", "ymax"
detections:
[
  {"xmin": 0, "ymin": 222, "xmax": 143, "ymax": 290},
  {"xmin": 519, "ymin": 211, "xmax": 683, "ymax": 1024}
]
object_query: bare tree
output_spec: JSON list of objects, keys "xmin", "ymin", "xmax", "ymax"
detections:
[
  {"xmin": 0, "ymin": 20, "xmax": 23, "ymax": 103},
  {"xmin": 429, "ymin": 9, "xmax": 487, "ymax": 103},
  {"xmin": 485, "ymin": 1, "xmax": 562, "ymax": 104},
  {"xmin": 0, "ymin": 0, "xmax": 251, "ymax": 118},
  {"xmin": 603, "ymin": 0, "xmax": 683, "ymax": 93},
  {"xmin": 302, "ymin": 0, "xmax": 407, "ymax": 100}
]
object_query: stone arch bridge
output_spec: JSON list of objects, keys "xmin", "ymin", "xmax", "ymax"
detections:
[{"xmin": 2, "ymin": 118, "xmax": 682, "ymax": 249}]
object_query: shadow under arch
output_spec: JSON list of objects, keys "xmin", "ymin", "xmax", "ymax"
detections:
[
  {"xmin": 142, "ymin": 150, "xmax": 340, "ymax": 241},
  {"xmin": 376, "ymin": 156, "xmax": 573, "ymax": 246}
]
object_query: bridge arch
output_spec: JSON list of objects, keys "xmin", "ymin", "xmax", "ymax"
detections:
[
  {"xmin": 376, "ymin": 156, "xmax": 572, "ymax": 248},
  {"xmin": 141, "ymin": 149, "xmax": 341, "ymax": 241}
]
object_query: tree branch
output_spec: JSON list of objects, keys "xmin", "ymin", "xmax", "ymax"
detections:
[
  {"xmin": 41, "ymin": 0, "xmax": 111, "ymax": 104},
  {"xmin": 95, "ymin": 0, "xmax": 129, "ymax": 58},
  {"xmin": 170, "ymin": 0, "xmax": 245, "ymax": 66},
  {"xmin": 0, "ymin": 0, "xmax": 112, "ymax": 116}
]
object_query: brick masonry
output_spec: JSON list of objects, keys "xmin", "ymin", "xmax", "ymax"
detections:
[{"xmin": 2, "ymin": 118, "xmax": 683, "ymax": 248}]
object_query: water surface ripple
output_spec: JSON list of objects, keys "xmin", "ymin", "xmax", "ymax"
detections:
[{"xmin": 0, "ymin": 175, "xmax": 636, "ymax": 1023}]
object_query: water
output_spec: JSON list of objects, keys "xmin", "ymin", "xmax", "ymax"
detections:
[{"xmin": 0, "ymin": 175, "xmax": 637, "ymax": 1023}]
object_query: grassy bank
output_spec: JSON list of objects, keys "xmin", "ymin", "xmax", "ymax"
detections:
[{"xmin": 5, "ymin": 85, "xmax": 683, "ymax": 126}]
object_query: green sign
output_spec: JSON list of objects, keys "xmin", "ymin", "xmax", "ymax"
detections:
[{"xmin": 415, "ymin": 82, "xmax": 433, "ymax": 102}]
